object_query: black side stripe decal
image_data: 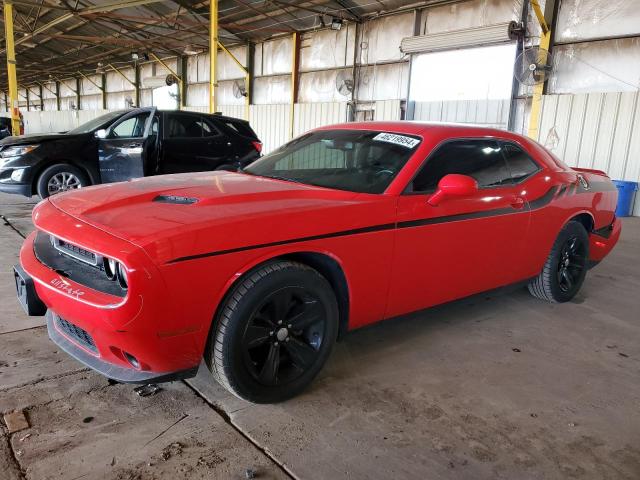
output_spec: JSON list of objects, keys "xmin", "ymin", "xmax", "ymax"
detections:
[
  {"xmin": 168, "ymin": 223, "xmax": 396, "ymax": 263},
  {"xmin": 166, "ymin": 185, "xmax": 562, "ymax": 264}
]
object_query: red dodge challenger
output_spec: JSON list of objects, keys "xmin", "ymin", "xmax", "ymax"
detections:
[{"xmin": 14, "ymin": 122, "xmax": 621, "ymax": 403}]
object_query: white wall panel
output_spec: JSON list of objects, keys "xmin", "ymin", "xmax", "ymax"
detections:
[
  {"xmin": 359, "ymin": 13, "xmax": 413, "ymax": 64},
  {"xmin": 298, "ymin": 70, "xmax": 353, "ymax": 103},
  {"xmin": 293, "ymin": 102, "xmax": 348, "ymax": 137},
  {"xmin": 43, "ymin": 99, "xmax": 57, "ymax": 111},
  {"xmin": 105, "ymin": 69, "xmax": 135, "ymax": 92},
  {"xmin": 261, "ymin": 37, "xmax": 292, "ymax": 75},
  {"xmin": 253, "ymin": 75, "xmax": 291, "ymax": 104},
  {"xmin": 140, "ymin": 89, "xmax": 153, "ymax": 107},
  {"xmin": 80, "ymin": 94, "xmax": 102, "ymax": 110},
  {"xmin": 356, "ymin": 63, "xmax": 409, "ymax": 102},
  {"xmin": 423, "ymin": 0, "xmax": 520, "ymax": 34},
  {"xmin": 556, "ymin": 0, "xmax": 640, "ymax": 42},
  {"xmin": 22, "ymin": 109, "xmax": 108, "ymax": 134},
  {"xmin": 59, "ymin": 79, "xmax": 76, "ymax": 99},
  {"xmin": 550, "ymin": 38, "xmax": 640, "ymax": 94},
  {"xmin": 186, "ymin": 83, "xmax": 208, "ymax": 107},
  {"xmin": 374, "ymin": 100, "xmax": 401, "ymax": 121},
  {"xmin": 536, "ymin": 91, "xmax": 640, "ymax": 215},
  {"xmin": 106, "ymin": 91, "xmax": 134, "ymax": 110},
  {"xmin": 80, "ymin": 75, "xmax": 102, "ymax": 95},
  {"xmin": 300, "ymin": 25, "xmax": 355, "ymax": 71},
  {"xmin": 412, "ymin": 99, "xmax": 509, "ymax": 128},
  {"xmin": 250, "ymin": 104, "xmax": 290, "ymax": 154}
]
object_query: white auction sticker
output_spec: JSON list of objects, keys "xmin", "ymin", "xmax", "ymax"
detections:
[{"xmin": 373, "ymin": 132, "xmax": 420, "ymax": 149}]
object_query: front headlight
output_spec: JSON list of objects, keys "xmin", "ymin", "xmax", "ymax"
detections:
[
  {"xmin": 117, "ymin": 263, "xmax": 128, "ymax": 289},
  {"xmin": 0, "ymin": 144, "xmax": 39, "ymax": 158}
]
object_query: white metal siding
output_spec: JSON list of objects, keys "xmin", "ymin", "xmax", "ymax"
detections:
[
  {"xmin": 412, "ymin": 99, "xmax": 509, "ymax": 128},
  {"xmin": 537, "ymin": 92, "xmax": 640, "ymax": 215}
]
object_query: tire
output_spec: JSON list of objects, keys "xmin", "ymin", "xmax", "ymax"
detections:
[
  {"xmin": 528, "ymin": 220, "xmax": 589, "ymax": 303},
  {"xmin": 36, "ymin": 164, "xmax": 90, "ymax": 198},
  {"xmin": 206, "ymin": 260, "xmax": 339, "ymax": 403}
]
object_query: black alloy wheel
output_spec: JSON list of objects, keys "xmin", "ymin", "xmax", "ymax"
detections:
[
  {"xmin": 242, "ymin": 286, "xmax": 325, "ymax": 386},
  {"xmin": 207, "ymin": 260, "xmax": 339, "ymax": 403},
  {"xmin": 528, "ymin": 220, "xmax": 590, "ymax": 303},
  {"xmin": 556, "ymin": 235, "xmax": 587, "ymax": 293}
]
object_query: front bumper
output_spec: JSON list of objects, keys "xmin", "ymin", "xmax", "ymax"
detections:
[
  {"xmin": 0, "ymin": 165, "xmax": 33, "ymax": 197},
  {"xmin": 47, "ymin": 311, "xmax": 198, "ymax": 383},
  {"xmin": 0, "ymin": 181, "xmax": 31, "ymax": 197},
  {"xmin": 16, "ymin": 201, "xmax": 206, "ymax": 382}
]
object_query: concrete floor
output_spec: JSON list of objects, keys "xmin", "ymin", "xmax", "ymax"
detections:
[{"xmin": 1, "ymin": 190, "xmax": 639, "ymax": 480}]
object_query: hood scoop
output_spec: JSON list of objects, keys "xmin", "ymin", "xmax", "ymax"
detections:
[{"xmin": 152, "ymin": 194, "xmax": 199, "ymax": 205}]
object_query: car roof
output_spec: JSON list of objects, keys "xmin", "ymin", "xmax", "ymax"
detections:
[{"xmin": 316, "ymin": 121, "xmax": 517, "ymax": 138}]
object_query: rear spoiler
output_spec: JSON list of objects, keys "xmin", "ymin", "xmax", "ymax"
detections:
[{"xmin": 572, "ymin": 167, "xmax": 609, "ymax": 177}]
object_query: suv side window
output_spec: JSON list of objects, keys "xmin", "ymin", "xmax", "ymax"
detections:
[
  {"xmin": 166, "ymin": 113, "xmax": 206, "ymax": 138},
  {"xmin": 501, "ymin": 143, "xmax": 540, "ymax": 183},
  {"xmin": 109, "ymin": 113, "xmax": 148, "ymax": 138},
  {"xmin": 200, "ymin": 117, "xmax": 222, "ymax": 137},
  {"xmin": 411, "ymin": 139, "xmax": 512, "ymax": 193}
]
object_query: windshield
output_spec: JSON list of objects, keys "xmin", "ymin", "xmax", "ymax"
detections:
[
  {"xmin": 67, "ymin": 111, "xmax": 126, "ymax": 134},
  {"xmin": 244, "ymin": 129, "xmax": 421, "ymax": 194}
]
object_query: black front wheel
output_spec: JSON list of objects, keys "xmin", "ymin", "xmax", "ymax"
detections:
[
  {"xmin": 206, "ymin": 261, "xmax": 339, "ymax": 403},
  {"xmin": 528, "ymin": 220, "xmax": 589, "ymax": 303},
  {"xmin": 36, "ymin": 164, "xmax": 90, "ymax": 199}
]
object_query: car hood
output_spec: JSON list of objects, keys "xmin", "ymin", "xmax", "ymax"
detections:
[
  {"xmin": 0, "ymin": 132, "xmax": 83, "ymax": 146},
  {"xmin": 48, "ymin": 171, "xmax": 388, "ymax": 264}
]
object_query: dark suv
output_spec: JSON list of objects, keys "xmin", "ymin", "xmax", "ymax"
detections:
[
  {"xmin": 0, "ymin": 108, "xmax": 262, "ymax": 198},
  {"xmin": 0, "ymin": 117, "xmax": 12, "ymax": 140}
]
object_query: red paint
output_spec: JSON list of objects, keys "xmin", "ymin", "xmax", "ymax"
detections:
[
  {"xmin": 19, "ymin": 122, "xmax": 621, "ymax": 377},
  {"xmin": 428, "ymin": 174, "xmax": 479, "ymax": 206}
]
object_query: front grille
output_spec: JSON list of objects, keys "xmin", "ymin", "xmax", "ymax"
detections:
[
  {"xmin": 56, "ymin": 316, "xmax": 98, "ymax": 354},
  {"xmin": 33, "ymin": 232, "xmax": 126, "ymax": 298},
  {"xmin": 52, "ymin": 237, "xmax": 99, "ymax": 266}
]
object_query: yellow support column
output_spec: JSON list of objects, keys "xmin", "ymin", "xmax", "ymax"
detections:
[
  {"xmin": 3, "ymin": 1, "xmax": 21, "ymax": 135},
  {"xmin": 528, "ymin": 0, "xmax": 553, "ymax": 140},
  {"xmin": 289, "ymin": 32, "xmax": 300, "ymax": 140},
  {"xmin": 209, "ymin": 0, "xmax": 218, "ymax": 113}
]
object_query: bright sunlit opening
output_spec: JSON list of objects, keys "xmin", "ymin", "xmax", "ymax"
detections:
[{"xmin": 410, "ymin": 44, "xmax": 517, "ymax": 102}]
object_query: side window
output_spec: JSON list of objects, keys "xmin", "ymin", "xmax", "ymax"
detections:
[
  {"xmin": 501, "ymin": 143, "xmax": 540, "ymax": 182},
  {"xmin": 200, "ymin": 117, "xmax": 221, "ymax": 137},
  {"xmin": 109, "ymin": 113, "xmax": 148, "ymax": 138},
  {"xmin": 412, "ymin": 140, "xmax": 512, "ymax": 193},
  {"xmin": 166, "ymin": 114, "xmax": 205, "ymax": 138}
]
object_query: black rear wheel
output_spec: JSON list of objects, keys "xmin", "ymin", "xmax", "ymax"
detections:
[
  {"xmin": 206, "ymin": 261, "xmax": 338, "ymax": 403},
  {"xmin": 528, "ymin": 220, "xmax": 589, "ymax": 303}
]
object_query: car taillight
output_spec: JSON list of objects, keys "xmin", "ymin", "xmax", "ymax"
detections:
[{"xmin": 251, "ymin": 141, "xmax": 262, "ymax": 154}]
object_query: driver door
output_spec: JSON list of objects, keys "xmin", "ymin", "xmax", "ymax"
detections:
[
  {"xmin": 98, "ymin": 109, "xmax": 156, "ymax": 184},
  {"xmin": 386, "ymin": 139, "xmax": 531, "ymax": 318}
]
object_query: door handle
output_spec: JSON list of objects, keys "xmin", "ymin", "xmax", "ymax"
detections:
[{"xmin": 510, "ymin": 196, "xmax": 525, "ymax": 209}]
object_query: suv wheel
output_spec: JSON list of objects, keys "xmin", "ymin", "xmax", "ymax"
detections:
[{"xmin": 36, "ymin": 164, "xmax": 90, "ymax": 198}]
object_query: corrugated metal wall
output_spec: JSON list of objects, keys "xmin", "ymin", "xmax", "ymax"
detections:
[
  {"xmin": 178, "ymin": 103, "xmax": 348, "ymax": 154},
  {"xmin": 411, "ymin": 99, "xmax": 510, "ymax": 128},
  {"xmin": 537, "ymin": 92, "xmax": 640, "ymax": 215},
  {"xmin": 22, "ymin": 110, "xmax": 108, "ymax": 134}
]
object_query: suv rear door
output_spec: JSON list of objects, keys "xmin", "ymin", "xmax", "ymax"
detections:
[{"xmin": 159, "ymin": 112, "xmax": 232, "ymax": 174}]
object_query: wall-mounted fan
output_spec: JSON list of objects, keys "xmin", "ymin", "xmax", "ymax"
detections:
[
  {"xmin": 336, "ymin": 70, "xmax": 354, "ymax": 97},
  {"xmin": 233, "ymin": 79, "xmax": 247, "ymax": 98},
  {"xmin": 514, "ymin": 47, "xmax": 554, "ymax": 86}
]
